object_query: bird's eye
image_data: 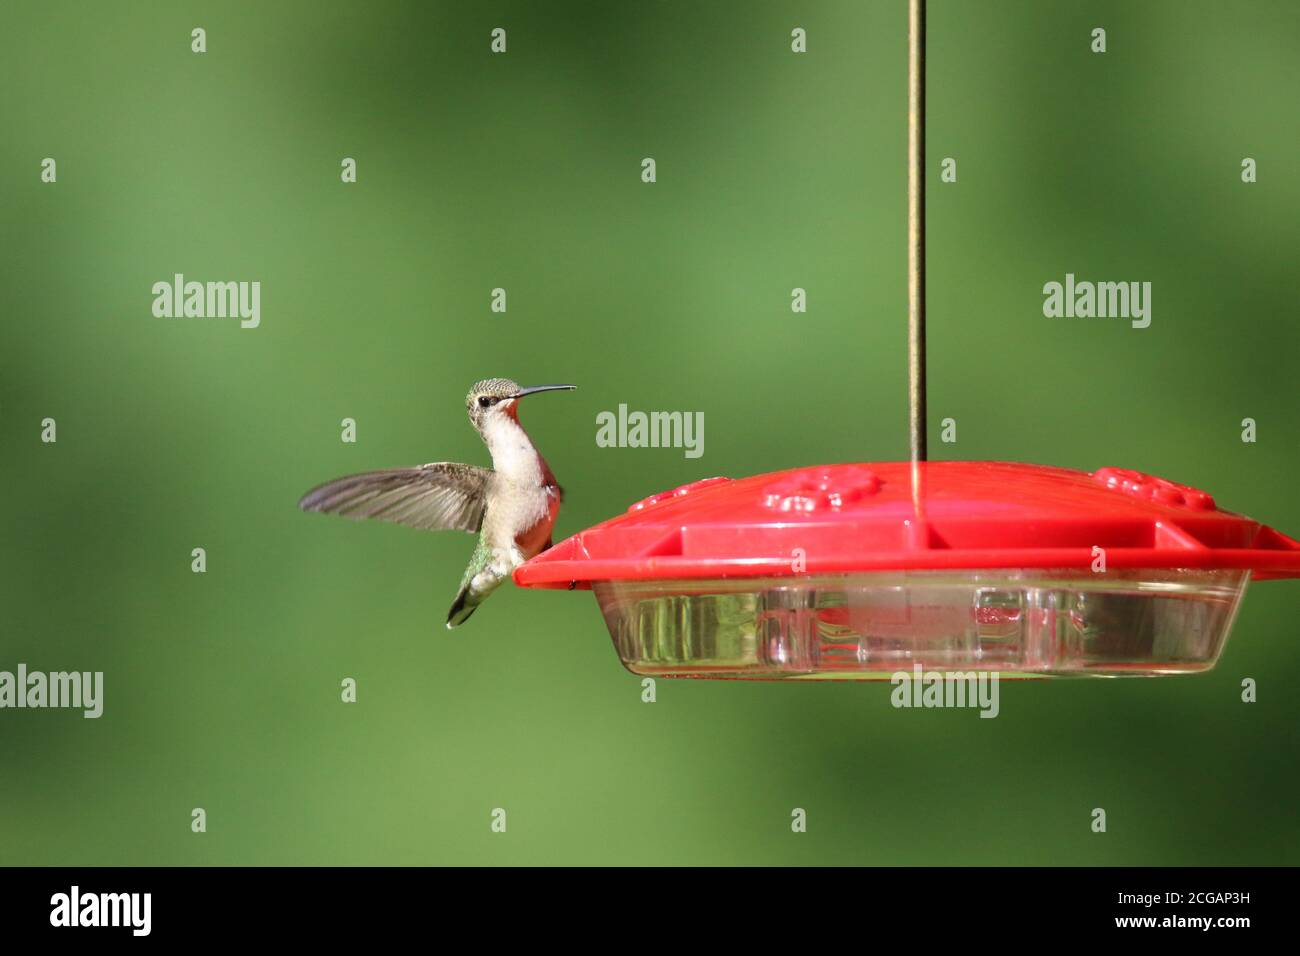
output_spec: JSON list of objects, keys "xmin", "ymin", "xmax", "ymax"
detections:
[{"xmin": 478, "ymin": 396, "xmax": 494, "ymax": 408}]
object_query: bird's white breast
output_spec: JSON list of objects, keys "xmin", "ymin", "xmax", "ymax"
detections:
[{"xmin": 481, "ymin": 413, "xmax": 559, "ymax": 562}]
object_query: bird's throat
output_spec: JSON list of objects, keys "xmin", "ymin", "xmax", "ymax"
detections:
[{"xmin": 482, "ymin": 415, "xmax": 544, "ymax": 483}]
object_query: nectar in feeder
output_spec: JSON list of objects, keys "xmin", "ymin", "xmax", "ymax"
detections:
[{"xmin": 514, "ymin": 462, "xmax": 1300, "ymax": 679}]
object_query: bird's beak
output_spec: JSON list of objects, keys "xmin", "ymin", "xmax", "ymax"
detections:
[{"xmin": 514, "ymin": 384, "xmax": 577, "ymax": 398}]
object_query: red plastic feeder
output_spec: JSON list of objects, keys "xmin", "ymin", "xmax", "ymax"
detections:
[{"xmin": 516, "ymin": 462, "xmax": 1300, "ymax": 679}]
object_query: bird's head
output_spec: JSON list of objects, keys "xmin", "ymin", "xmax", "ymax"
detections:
[{"xmin": 465, "ymin": 378, "xmax": 575, "ymax": 431}]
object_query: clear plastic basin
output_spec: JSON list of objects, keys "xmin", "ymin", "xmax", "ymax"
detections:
[{"xmin": 593, "ymin": 569, "xmax": 1249, "ymax": 679}]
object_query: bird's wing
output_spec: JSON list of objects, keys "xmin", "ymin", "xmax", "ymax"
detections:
[{"xmin": 298, "ymin": 462, "xmax": 491, "ymax": 533}]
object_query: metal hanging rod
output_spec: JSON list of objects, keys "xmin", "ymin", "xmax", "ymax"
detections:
[{"xmin": 907, "ymin": 0, "xmax": 927, "ymax": 464}]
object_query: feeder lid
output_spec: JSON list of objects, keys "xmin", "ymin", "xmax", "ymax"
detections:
[{"xmin": 515, "ymin": 462, "xmax": 1300, "ymax": 588}]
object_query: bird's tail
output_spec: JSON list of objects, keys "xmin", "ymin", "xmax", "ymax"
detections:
[
  {"xmin": 447, "ymin": 541, "xmax": 506, "ymax": 629},
  {"xmin": 446, "ymin": 585, "xmax": 479, "ymax": 628}
]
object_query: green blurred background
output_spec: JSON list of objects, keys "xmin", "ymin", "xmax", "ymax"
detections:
[{"xmin": 2, "ymin": 0, "xmax": 1297, "ymax": 865}]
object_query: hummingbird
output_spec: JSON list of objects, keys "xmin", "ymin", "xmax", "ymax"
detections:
[{"xmin": 298, "ymin": 378, "xmax": 575, "ymax": 628}]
